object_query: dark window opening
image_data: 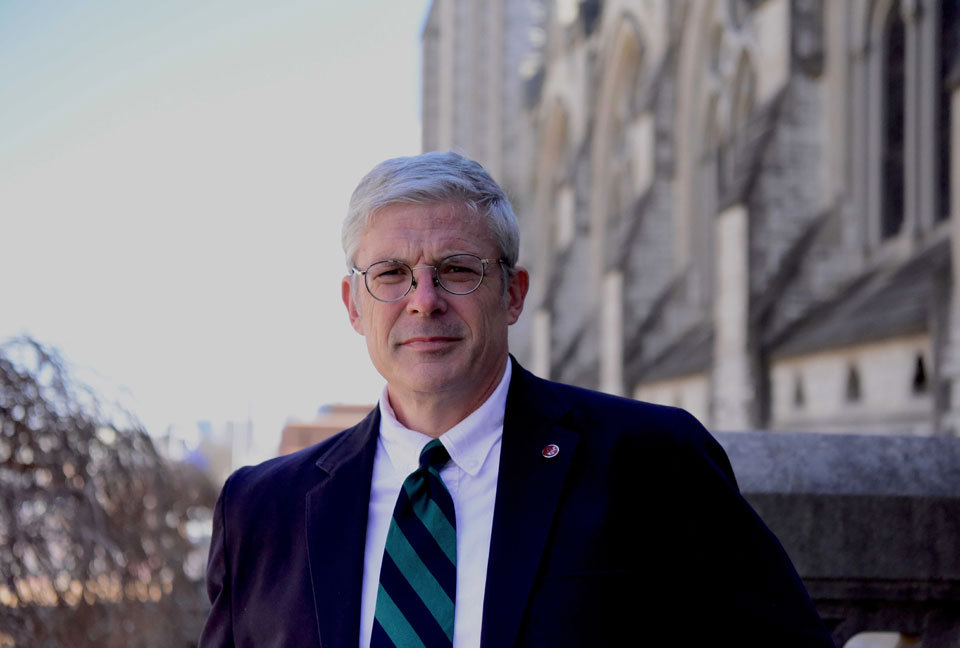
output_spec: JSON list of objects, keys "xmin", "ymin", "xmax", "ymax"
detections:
[
  {"xmin": 913, "ymin": 354, "xmax": 928, "ymax": 394},
  {"xmin": 793, "ymin": 373, "xmax": 806, "ymax": 408},
  {"xmin": 846, "ymin": 364, "xmax": 862, "ymax": 403},
  {"xmin": 881, "ymin": 8, "xmax": 906, "ymax": 239},
  {"xmin": 938, "ymin": 0, "xmax": 960, "ymax": 221}
]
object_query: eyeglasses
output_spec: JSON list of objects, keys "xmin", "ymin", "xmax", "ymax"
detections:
[{"xmin": 351, "ymin": 253, "xmax": 503, "ymax": 302}]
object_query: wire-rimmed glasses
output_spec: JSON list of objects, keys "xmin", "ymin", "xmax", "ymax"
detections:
[{"xmin": 351, "ymin": 253, "xmax": 503, "ymax": 302}]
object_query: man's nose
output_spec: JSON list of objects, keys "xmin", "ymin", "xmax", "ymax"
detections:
[{"xmin": 406, "ymin": 267, "xmax": 447, "ymax": 314}]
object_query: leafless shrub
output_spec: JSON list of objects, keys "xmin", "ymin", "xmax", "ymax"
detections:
[{"xmin": 0, "ymin": 337, "xmax": 216, "ymax": 647}]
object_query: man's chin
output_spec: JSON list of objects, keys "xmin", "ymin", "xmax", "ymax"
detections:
[{"xmin": 395, "ymin": 362, "xmax": 468, "ymax": 393}]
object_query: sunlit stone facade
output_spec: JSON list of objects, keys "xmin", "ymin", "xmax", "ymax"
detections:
[{"xmin": 422, "ymin": 0, "xmax": 960, "ymax": 436}]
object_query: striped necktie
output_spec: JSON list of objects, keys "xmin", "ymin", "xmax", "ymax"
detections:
[{"xmin": 372, "ymin": 439, "xmax": 457, "ymax": 647}]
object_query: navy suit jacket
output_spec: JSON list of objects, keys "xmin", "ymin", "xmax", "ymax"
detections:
[{"xmin": 200, "ymin": 359, "xmax": 834, "ymax": 647}]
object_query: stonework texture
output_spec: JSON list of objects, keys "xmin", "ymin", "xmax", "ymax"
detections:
[
  {"xmin": 421, "ymin": 1, "xmax": 960, "ymax": 641},
  {"xmin": 423, "ymin": 0, "xmax": 960, "ymax": 438}
]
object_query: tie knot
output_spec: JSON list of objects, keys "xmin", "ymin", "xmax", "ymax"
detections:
[{"xmin": 419, "ymin": 439, "xmax": 450, "ymax": 470}]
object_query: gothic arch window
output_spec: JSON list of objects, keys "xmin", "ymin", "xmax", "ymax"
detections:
[
  {"xmin": 531, "ymin": 99, "xmax": 571, "ymax": 323},
  {"xmin": 938, "ymin": 0, "xmax": 960, "ymax": 221},
  {"xmin": 590, "ymin": 15, "xmax": 646, "ymax": 396},
  {"xmin": 880, "ymin": 5, "xmax": 906, "ymax": 239},
  {"xmin": 530, "ymin": 100, "xmax": 572, "ymax": 381},
  {"xmin": 675, "ymin": 1, "xmax": 735, "ymax": 305},
  {"xmin": 590, "ymin": 16, "xmax": 645, "ymax": 274},
  {"xmin": 858, "ymin": 0, "xmax": 949, "ymax": 245},
  {"xmin": 717, "ymin": 53, "xmax": 757, "ymax": 193},
  {"xmin": 606, "ymin": 50, "xmax": 642, "ymax": 239},
  {"xmin": 534, "ymin": 102, "xmax": 570, "ymax": 256}
]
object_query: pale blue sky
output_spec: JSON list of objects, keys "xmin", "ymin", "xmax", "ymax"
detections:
[{"xmin": 0, "ymin": 0, "xmax": 432, "ymax": 460}]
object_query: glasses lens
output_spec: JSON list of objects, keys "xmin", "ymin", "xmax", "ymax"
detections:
[
  {"xmin": 437, "ymin": 254, "xmax": 484, "ymax": 294},
  {"xmin": 365, "ymin": 261, "xmax": 412, "ymax": 301}
]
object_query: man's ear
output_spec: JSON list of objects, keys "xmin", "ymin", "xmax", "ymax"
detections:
[
  {"xmin": 504, "ymin": 266, "xmax": 529, "ymax": 325},
  {"xmin": 342, "ymin": 276, "xmax": 364, "ymax": 335}
]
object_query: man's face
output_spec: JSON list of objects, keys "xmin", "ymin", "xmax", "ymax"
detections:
[{"xmin": 341, "ymin": 202, "xmax": 528, "ymax": 404}]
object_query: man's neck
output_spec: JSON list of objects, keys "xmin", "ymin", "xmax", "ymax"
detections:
[{"xmin": 386, "ymin": 361, "xmax": 508, "ymax": 438}]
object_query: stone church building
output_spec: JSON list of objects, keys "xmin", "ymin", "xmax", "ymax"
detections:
[
  {"xmin": 422, "ymin": 2, "xmax": 960, "ymax": 643},
  {"xmin": 422, "ymin": 0, "xmax": 960, "ymax": 438}
]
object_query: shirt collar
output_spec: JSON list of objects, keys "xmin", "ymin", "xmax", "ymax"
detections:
[{"xmin": 377, "ymin": 359, "xmax": 512, "ymax": 478}]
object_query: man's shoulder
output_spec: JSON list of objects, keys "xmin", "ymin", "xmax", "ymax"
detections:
[
  {"xmin": 513, "ymin": 363, "xmax": 740, "ymax": 491},
  {"xmin": 222, "ymin": 407, "xmax": 378, "ymax": 498},
  {"xmin": 534, "ymin": 375, "xmax": 676, "ymax": 417},
  {"xmin": 515, "ymin": 365, "xmax": 702, "ymax": 434},
  {"xmin": 510, "ymin": 363, "xmax": 722, "ymax": 461}
]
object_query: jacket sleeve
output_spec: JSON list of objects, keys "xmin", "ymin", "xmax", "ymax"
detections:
[
  {"xmin": 198, "ymin": 476, "xmax": 235, "ymax": 647},
  {"xmin": 672, "ymin": 408, "xmax": 836, "ymax": 646}
]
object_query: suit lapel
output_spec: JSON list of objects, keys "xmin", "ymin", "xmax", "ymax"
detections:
[
  {"xmin": 480, "ymin": 361, "xmax": 579, "ymax": 648},
  {"xmin": 305, "ymin": 408, "xmax": 380, "ymax": 648}
]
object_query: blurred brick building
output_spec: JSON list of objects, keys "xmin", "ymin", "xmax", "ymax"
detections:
[{"xmin": 278, "ymin": 404, "xmax": 373, "ymax": 456}]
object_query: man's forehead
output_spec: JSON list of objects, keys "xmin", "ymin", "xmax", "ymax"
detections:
[
  {"xmin": 358, "ymin": 202, "xmax": 494, "ymax": 255},
  {"xmin": 367, "ymin": 200, "xmax": 473, "ymax": 225}
]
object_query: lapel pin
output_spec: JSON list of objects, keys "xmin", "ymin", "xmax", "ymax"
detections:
[{"xmin": 541, "ymin": 444, "xmax": 560, "ymax": 458}]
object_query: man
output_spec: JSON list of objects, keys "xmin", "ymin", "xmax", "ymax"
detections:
[{"xmin": 200, "ymin": 152, "xmax": 835, "ymax": 647}]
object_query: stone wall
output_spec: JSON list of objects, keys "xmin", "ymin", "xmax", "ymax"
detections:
[{"xmin": 718, "ymin": 431, "xmax": 960, "ymax": 647}]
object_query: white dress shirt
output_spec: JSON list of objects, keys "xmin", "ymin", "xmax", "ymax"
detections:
[{"xmin": 358, "ymin": 360, "xmax": 511, "ymax": 648}]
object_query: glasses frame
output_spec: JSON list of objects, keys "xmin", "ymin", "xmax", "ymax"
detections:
[{"xmin": 351, "ymin": 253, "xmax": 504, "ymax": 303}]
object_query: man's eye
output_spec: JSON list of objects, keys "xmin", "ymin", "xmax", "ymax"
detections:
[
  {"xmin": 370, "ymin": 264, "xmax": 409, "ymax": 283},
  {"xmin": 440, "ymin": 264, "xmax": 480, "ymax": 279},
  {"xmin": 439, "ymin": 262, "xmax": 481, "ymax": 286},
  {"xmin": 445, "ymin": 265, "xmax": 476, "ymax": 274}
]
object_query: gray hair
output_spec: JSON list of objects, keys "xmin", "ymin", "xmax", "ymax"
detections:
[{"xmin": 342, "ymin": 151, "xmax": 520, "ymax": 270}]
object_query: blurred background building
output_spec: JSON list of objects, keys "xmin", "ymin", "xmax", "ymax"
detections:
[
  {"xmin": 424, "ymin": 0, "xmax": 960, "ymax": 439},
  {"xmin": 421, "ymin": 1, "xmax": 960, "ymax": 645},
  {"xmin": 157, "ymin": 419, "xmax": 256, "ymax": 488},
  {"xmin": 277, "ymin": 404, "xmax": 372, "ymax": 455},
  {"xmin": 421, "ymin": 0, "xmax": 545, "ymax": 200}
]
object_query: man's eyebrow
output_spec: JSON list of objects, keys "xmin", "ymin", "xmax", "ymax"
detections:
[{"xmin": 372, "ymin": 251, "xmax": 482, "ymax": 264}]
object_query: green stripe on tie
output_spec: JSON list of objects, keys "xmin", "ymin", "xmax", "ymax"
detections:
[
  {"xmin": 403, "ymin": 480, "xmax": 457, "ymax": 564},
  {"xmin": 385, "ymin": 526, "xmax": 455, "ymax": 636},
  {"xmin": 375, "ymin": 585, "xmax": 427, "ymax": 648}
]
